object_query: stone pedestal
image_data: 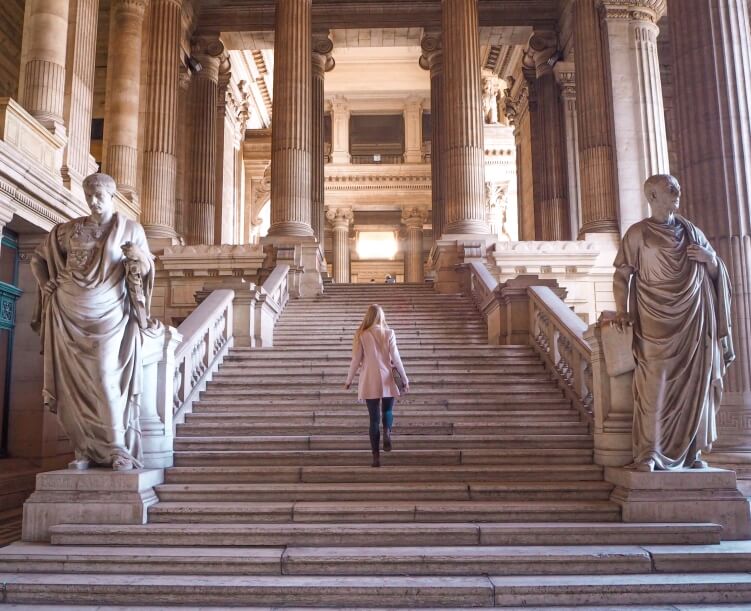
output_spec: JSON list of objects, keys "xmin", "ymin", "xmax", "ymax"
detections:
[
  {"xmin": 22, "ymin": 469, "xmax": 163, "ymax": 542},
  {"xmin": 606, "ymin": 467, "xmax": 751, "ymax": 541},
  {"xmin": 264, "ymin": 237, "xmax": 323, "ymax": 298},
  {"xmin": 432, "ymin": 236, "xmax": 495, "ymax": 294}
]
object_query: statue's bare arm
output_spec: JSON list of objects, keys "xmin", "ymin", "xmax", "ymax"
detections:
[
  {"xmin": 30, "ymin": 253, "xmax": 57, "ymax": 296},
  {"xmin": 613, "ymin": 265, "xmax": 633, "ymax": 330}
]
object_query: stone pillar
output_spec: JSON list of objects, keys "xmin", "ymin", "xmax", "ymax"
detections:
[
  {"xmin": 141, "ymin": 0, "xmax": 183, "ymax": 242},
  {"xmin": 403, "ymin": 96, "xmax": 423, "ymax": 163},
  {"xmin": 18, "ymin": 0, "xmax": 69, "ymax": 135},
  {"xmin": 326, "ymin": 207, "xmax": 352, "ymax": 284},
  {"xmin": 186, "ymin": 38, "xmax": 222, "ymax": 245},
  {"xmin": 62, "ymin": 0, "xmax": 99, "ymax": 200},
  {"xmin": 555, "ymin": 62, "xmax": 582, "ymax": 238},
  {"xmin": 599, "ymin": 0, "xmax": 670, "ymax": 233},
  {"xmin": 330, "ymin": 95, "xmax": 350, "ymax": 164},
  {"xmin": 268, "ymin": 0, "xmax": 313, "ymax": 238},
  {"xmin": 402, "ymin": 206, "xmax": 428, "ymax": 283},
  {"xmin": 441, "ymin": 0, "xmax": 488, "ymax": 235},
  {"xmin": 524, "ymin": 31, "xmax": 570, "ymax": 241},
  {"xmin": 312, "ymin": 30, "xmax": 334, "ymax": 243},
  {"xmin": 420, "ymin": 30, "xmax": 446, "ymax": 241},
  {"xmin": 668, "ymin": 0, "xmax": 751, "ymax": 464},
  {"xmin": 103, "ymin": 0, "xmax": 148, "ymax": 203},
  {"xmin": 174, "ymin": 68, "xmax": 191, "ymax": 240},
  {"xmin": 572, "ymin": 0, "xmax": 620, "ymax": 235}
]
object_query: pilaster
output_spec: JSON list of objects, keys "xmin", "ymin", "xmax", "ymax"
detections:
[
  {"xmin": 103, "ymin": 0, "xmax": 148, "ymax": 205},
  {"xmin": 401, "ymin": 206, "xmax": 428, "ymax": 283},
  {"xmin": 326, "ymin": 207, "xmax": 353, "ymax": 284},
  {"xmin": 312, "ymin": 30, "xmax": 334, "ymax": 243},
  {"xmin": 403, "ymin": 96, "xmax": 424, "ymax": 164},
  {"xmin": 330, "ymin": 95, "xmax": 350, "ymax": 165},
  {"xmin": 555, "ymin": 62, "xmax": 582, "ymax": 239},
  {"xmin": 598, "ymin": 0, "xmax": 670, "ymax": 233}
]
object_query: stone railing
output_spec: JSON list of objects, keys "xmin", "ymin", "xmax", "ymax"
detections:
[
  {"xmin": 171, "ymin": 289, "xmax": 234, "ymax": 427},
  {"xmin": 529, "ymin": 286, "xmax": 593, "ymax": 426},
  {"xmin": 252, "ymin": 263, "xmax": 290, "ymax": 347}
]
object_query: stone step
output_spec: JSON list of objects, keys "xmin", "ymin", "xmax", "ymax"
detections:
[
  {"xmin": 0, "ymin": 573, "xmax": 497, "ymax": 607},
  {"xmin": 192, "ymin": 397, "xmax": 573, "ymax": 411},
  {"xmin": 163, "ymin": 464, "xmax": 605, "ymax": 484},
  {"xmin": 147, "ymin": 500, "xmax": 620, "ymax": 523},
  {"xmin": 48, "ymin": 522, "xmax": 722, "ymax": 547},
  {"xmin": 216, "ymin": 364, "xmax": 546, "ymax": 374},
  {"xmin": 10, "ymin": 541, "xmax": 721, "ymax": 577},
  {"xmin": 199, "ymin": 388, "xmax": 565, "ymax": 400},
  {"xmin": 154, "ymin": 481, "xmax": 614, "ymax": 503},
  {"xmin": 183, "ymin": 411, "xmax": 583, "ymax": 425},
  {"xmin": 209, "ymin": 372, "xmax": 554, "ymax": 385},
  {"xmin": 172, "ymin": 434, "xmax": 594, "ymax": 451},
  {"xmin": 176, "ymin": 422, "xmax": 589, "ymax": 437},
  {"xmin": 173, "ymin": 448, "xmax": 595, "ymax": 467},
  {"xmin": 490, "ymin": 573, "xmax": 751, "ymax": 607}
]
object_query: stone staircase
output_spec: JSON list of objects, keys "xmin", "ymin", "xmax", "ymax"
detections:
[{"xmin": 1, "ymin": 284, "xmax": 750, "ymax": 607}]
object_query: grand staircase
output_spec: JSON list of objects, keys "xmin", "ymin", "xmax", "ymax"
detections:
[{"xmin": 1, "ymin": 284, "xmax": 750, "ymax": 607}]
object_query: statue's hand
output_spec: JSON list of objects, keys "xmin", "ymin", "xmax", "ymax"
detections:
[
  {"xmin": 613, "ymin": 311, "xmax": 633, "ymax": 333},
  {"xmin": 687, "ymin": 243, "xmax": 716, "ymax": 266},
  {"xmin": 42, "ymin": 279, "xmax": 58, "ymax": 296},
  {"xmin": 121, "ymin": 241, "xmax": 143, "ymax": 261}
]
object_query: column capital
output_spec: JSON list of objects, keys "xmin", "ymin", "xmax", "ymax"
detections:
[
  {"xmin": 326, "ymin": 207, "xmax": 353, "ymax": 230},
  {"xmin": 525, "ymin": 30, "xmax": 560, "ymax": 79},
  {"xmin": 111, "ymin": 0, "xmax": 149, "ymax": 17},
  {"xmin": 554, "ymin": 61, "xmax": 576, "ymax": 99},
  {"xmin": 401, "ymin": 206, "xmax": 429, "ymax": 228},
  {"xmin": 191, "ymin": 36, "xmax": 225, "ymax": 80},
  {"xmin": 598, "ymin": 0, "xmax": 666, "ymax": 23},
  {"xmin": 312, "ymin": 29, "xmax": 335, "ymax": 73},
  {"xmin": 419, "ymin": 29, "xmax": 443, "ymax": 74}
]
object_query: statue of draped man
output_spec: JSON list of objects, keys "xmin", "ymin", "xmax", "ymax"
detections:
[
  {"xmin": 30, "ymin": 172, "xmax": 156, "ymax": 471},
  {"xmin": 613, "ymin": 174, "xmax": 735, "ymax": 472}
]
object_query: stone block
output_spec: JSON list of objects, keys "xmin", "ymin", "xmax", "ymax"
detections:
[
  {"xmin": 22, "ymin": 469, "xmax": 163, "ymax": 542},
  {"xmin": 606, "ymin": 467, "xmax": 751, "ymax": 540}
]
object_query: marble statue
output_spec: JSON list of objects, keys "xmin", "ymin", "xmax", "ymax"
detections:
[
  {"xmin": 482, "ymin": 72, "xmax": 502, "ymax": 125},
  {"xmin": 30, "ymin": 173, "xmax": 156, "ymax": 471},
  {"xmin": 613, "ymin": 174, "xmax": 735, "ymax": 471}
]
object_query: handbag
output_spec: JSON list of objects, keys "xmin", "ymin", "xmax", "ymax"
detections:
[{"xmin": 391, "ymin": 366, "xmax": 406, "ymax": 392}]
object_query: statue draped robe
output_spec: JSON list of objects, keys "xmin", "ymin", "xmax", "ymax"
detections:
[
  {"xmin": 614, "ymin": 215, "xmax": 734, "ymax": 469},
  {"xmin": 33, "ymin": 213, "xmax": 154, "ymax": 467}
]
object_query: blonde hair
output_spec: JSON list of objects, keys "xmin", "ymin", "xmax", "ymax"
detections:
[{"xmin": 353, "ymin": 304, "xmax": 389, "ymax": 353}]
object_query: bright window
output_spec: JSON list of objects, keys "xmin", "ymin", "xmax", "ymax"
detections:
[{"xmin": 356, "ymin": 231, "xmax": 398, "ymax": 260}]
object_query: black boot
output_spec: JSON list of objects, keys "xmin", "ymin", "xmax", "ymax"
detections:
[{"xmin": 383, "ymin": 428, "xmax": 392, "ymax": 452}]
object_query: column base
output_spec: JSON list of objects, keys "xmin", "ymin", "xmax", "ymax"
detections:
[
  {"xmin": 22, "ymin": 468, "xmax": 163, "ymax": 542},
  {"xmin": 605, "ymin": 466, "xmax": 751, "ymax": 540},
  {"xmin": 261, "ymin": 235, "xmax": 323, "ymax": 298}
]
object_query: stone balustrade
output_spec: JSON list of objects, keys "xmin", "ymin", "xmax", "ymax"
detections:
[{"xmin": 172, "ymin": 289, "xmax": 234, "ymax": 427}]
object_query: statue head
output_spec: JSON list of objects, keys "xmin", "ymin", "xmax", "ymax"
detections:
[
  {"xmin": 82, "ymin": 173, "xmax": 117, "ymax": 218},
  {"xmin": 644, "ymin": 174, "xmax": 681, "ymax": 222}
]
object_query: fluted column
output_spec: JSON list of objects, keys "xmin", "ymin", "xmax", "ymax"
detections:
[
  {"xmin": 402, "ymin": 207, "xmax": 428, "ymax": 283},
  {"xmin": 599, "ymin": 0, "xmax": 669, "ymax": 232},
  {"xmin": 669, "ymin": 0, "xmax": 751, "ymax": 460},
  {"xmin": 175, "ymin": 68, "xmax": 191, "ymax": 240},
  {"xmin": 268, "ymin": 0, "xmax": 314, "ymax": 238},
  {"xmin": 420, "ymin": 30, "xmax": 446, "ymax": 241},
  {"xmin": 403, "ymin": 96, "xmax": 423, "ymax": 163},
  {"xmin": 326, "ymin": 207, "xmax": 352, "ymax": 283},
  {"xmin": 103, "ymin": 0, "xmax": 148, "ymax": 202},
  {"xmin": 18, "ymin": 0, "xmax": 69, "ymax": 134},
  {"xmin": 312, "ymin": 30, "xmax": 334, "ymax": 243},
  {"xmin": 186, "ymin": 38, "xmax": 222, "ymax": 245},
  {"xmin": 441, "ymin": 0, "xmax": 488, "ymax": 235},
  {"xmin": 555, "ymin": 62, "xmax": 583, "ymax": 238},
  {"xmin": 62, "ymin": 0, "xmax": 99, "ymax": 198},
  {"xmin": 330, "ymin": 95, "xmax": 350, "ymax": 164},
  {"xmin": 141, "ymin": 0, "xmax": 182, "ymax": 241},
  {"xmin": 524, "ymin": 31, "xmax": 570, "ymax": 241},
  {"xmin": 572, "ymin": 0, "xmax": 620, "ymax": 235}
]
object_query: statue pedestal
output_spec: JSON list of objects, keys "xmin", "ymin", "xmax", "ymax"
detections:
[
  {"xmin": 22, "ymin": 468, "xmax": 163, "ymax": 542},
  {"xmin": 606, "ymin": 467, "xmax": 751, "ymax": 540}
]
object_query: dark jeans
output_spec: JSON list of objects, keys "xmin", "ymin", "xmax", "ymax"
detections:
[{"xmin": 365, "ymin": 397, "xmax": 394, "ymax": 452}]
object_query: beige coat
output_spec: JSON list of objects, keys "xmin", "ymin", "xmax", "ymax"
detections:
[{"xmin": 346, "ymin": 327, "xmax": 409, "ymax": 401}]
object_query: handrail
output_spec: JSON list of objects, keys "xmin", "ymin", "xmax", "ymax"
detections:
[
  {"xmin": 172, "ymin": 289, "xmax": 234, "ymax": 428},
  {"xmin": 467, "ymin": 261, "xmax": 499, "ymax": 314},
  {"xmin": 528, "ymin": 285, "xmax": 593, "ymax": 424}
]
